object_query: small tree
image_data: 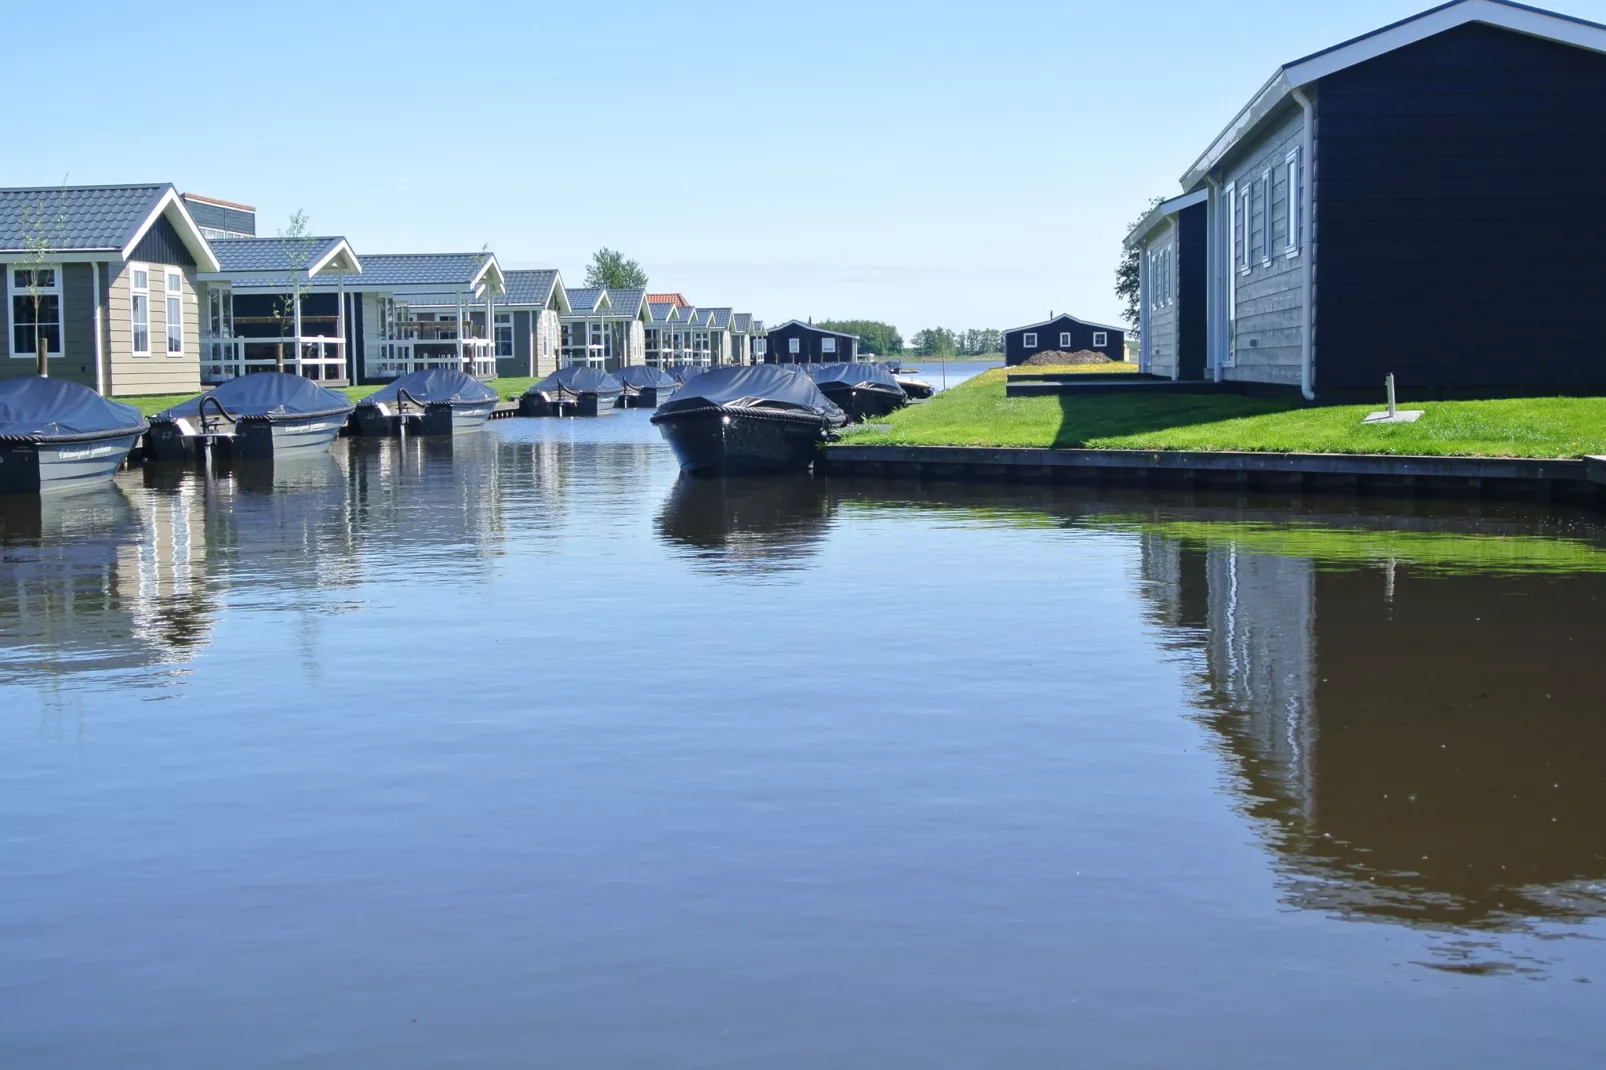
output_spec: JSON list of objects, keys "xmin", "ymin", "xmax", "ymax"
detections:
[
  {"xmin": 818, "ymin": 320, "xmax": 903, "ymax": 356},
  {"xmin": 19, "ymin": 187, "xmax": 70, "ymax": 378},
  {"xmin": 584, "ymin": 247, "xmax": 648, "ymax": 290},
  {"xmin": 1117, "ymin": 196, "xmax": 1165, "ymax": 339},
  {"xmin": 911, "ymin": 327, "xmax": 957, "ymax": 357},
  {"xmin": 274, "ymin": 210, "xmax": 319, "ymax": 374}
]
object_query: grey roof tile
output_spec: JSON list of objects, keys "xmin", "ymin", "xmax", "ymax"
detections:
[
  {"xmin": 499, "ymin": 269, "xmax": 561, "ymax": 306},
  {"xmin": 565, "ymin": 286, "xmax": 605, "ymax": 312},
  {"xmin": 733, "ymin": 312, "xmax": 753, "ymax": 332},
  {"xmin": 704, "ymin": 307, "xmax": 733, "ymax": 329},
  {"xmin": 209, "ymin": 236, "xmax": 350, "ymax": 273},
  {"xmin": 606, "ymin": 288, "xmax": 647, "ymax": 316},
  {"xmin": 0, "ymin": 183, "xmax": 168, "ymax": 252},
  {"xmin": 352, "ymin": 253, "xmax": 491, "ymax": 287},
  {"xmin": 649, "ymin": 302, "xmax": 676, "ymax": 323}
]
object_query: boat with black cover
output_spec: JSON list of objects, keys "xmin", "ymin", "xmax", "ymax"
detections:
[
  {"xmin": 146, "ymin": 372, "xmax": 355, "ymax": 462},
  {"xmin": 615, "ymin": 365, "xmax": 680, "ymax": 408},
  {"xmin": 0, "ymin": 378, "xmax": 148, "ymax": 494},
  {"xmin": 810, "ymin": 361, "xmax": 908, "ymax": 421},
  {"xmin": 650, "ymin": 364, "xmax": 846, "ymax": 476},
  {"xmin": 519, "ymin": 366, "xmax": 623, "ymax": 417},
  {"xmin": 354, "ymin": 369, "xmax": 499, "ymax": 436}
]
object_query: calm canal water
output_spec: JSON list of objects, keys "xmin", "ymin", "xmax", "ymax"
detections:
[{"xmin": 3, "ymin": 384, "xmax": 1605, "ymax": 1067}]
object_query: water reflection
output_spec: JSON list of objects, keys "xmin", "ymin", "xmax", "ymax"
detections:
[{"xmin": 655, "ymin": 473, "xmax": 834, "ymax": 576}]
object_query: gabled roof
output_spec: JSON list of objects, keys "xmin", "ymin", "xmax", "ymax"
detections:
[
  {"xmin": 354, "ymin": 253, "xmax": 503, "ymax": 292},
  {"xmin": 606, "ymin": 287, "xmax": 649, "ymax": 318},
  {"xmin": 565, "ymin": 286, "xmax": 607, "ymax": 312},
  {"xmin": 1004, "ymin": 312, "xmax": 1125, "ymax": 336},
  {"xmin": 768, "ymin": 319, "xmax": 859, "ymax": 340},
  {"xmin": 647, "ymin": 292, "xmax": 689, "ymax": 307},
  {"xmin": 649, "ymin": 301, "xmax": 677, "ymax": 324},
  {"xmin": 703, "ymin": 307, "xmax": 733, "ymax": 329},
  {"xmin": 0, "ymin": 183, "xmax": 220, "ymax": 270},
  {"xmin": 1124, "ymin": 189, "xmax": 1209, "ymax": 249},
  {"xmin": 733, "ymin": 312, "xmax": 753, "ymax": 332},
  {"xmin": 207, "ymin": 236, "xmax": 360, "ymax": 276},
  {"xmin": 499, "ymin": 268, "xmax": 567, "ymax": 309},
  {"xmin": 1181, "ymin": 0, "xmax": 1606, "ymax": 190}
]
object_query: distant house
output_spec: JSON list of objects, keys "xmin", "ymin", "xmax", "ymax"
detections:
[
  {"xmin": 0, "ymin": 183, "xmax": 221, "ymax": 396},
  {"xmin": 1126, "ymin": 0, "xmax": 1606, "ymax": 398},
  {"xmin": 765, "ymin": 320, "xmax": 858, "ymax": 363},
  {"xmin": 1003, "ymin": 314, "xmax": 1125, "ymax": 366},
  {"xmin": 731, "ymin": 312, "xmax": 756, "ymax": 365},
  {"xmin": 492, "ymin": 270, "xmax": 569, "ymax": 378},
  {"xmin": 561, "ymin": 286, "xmax": 650, "ymax": 370},
  {"xmin": 645, "ymin": 302, "xmax": 680, "ymax": 367},
  {"xmin": 702, "ymin": 308, "xmax": 735, "ymax": 365},
  {"xmin": 647, "ymin": 292, "xmax": 690, "ymax": 308},
  {"xmin": 182, "ymin": 193, "xmax": 257, "ymax": 240}
]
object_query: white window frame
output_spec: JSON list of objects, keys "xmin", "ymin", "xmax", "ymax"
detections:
[
  {"xmin": 1239, "ymin": 185, "xmax": 1252, "ymax": 274},
  {"xmin": 788, "ymin": 337, "xmax": 800, "ymax": 355},
  {"xmin": 1285, "ymin": 149, "xmax": 1302, "ymax": 257},
  {"xmin": 1261, "ymin": 170, "xmax": 1274, "ymax": 265},
  {"xmin": 1023, "ymin": 332, "xmax": 1038, "ymax": 348},
  {"xmin": 822, "ymin": 337, "xmax": 836, "ymax": 354},
  {"xmin": 1059, "ymin": 331, "xmax": 1072, "ymax": 348},
  {"xmin": 494, "ymin": 311, "xmax": 514, "ymax": 358},
  {"xmin": 7, "ymin": 264, "xmax": 64, "ymax": 359},
  {"xmin": 1092, "ymin": 331, "xmax": 1108, "ymax": 348},
  {"xmin": 165, "ymin": 270, "xmax": 184, "ymax": 357},
  {"xmin": 130, "ymin": 263, "xmax": 151, "ymax": 357}
]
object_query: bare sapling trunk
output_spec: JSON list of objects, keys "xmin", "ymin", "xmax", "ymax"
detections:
[
  {"xmin": 277, "ymin": 340, "xmax": 286, "ymax": 374},
  {"xmin": 35, "ymin": 298, "xmax": 48, "ymax": 378}
]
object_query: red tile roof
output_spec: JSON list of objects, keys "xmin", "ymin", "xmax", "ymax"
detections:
[{"xmin": 647, "ymin": 292, "xmax": 689, "ymax": 307}]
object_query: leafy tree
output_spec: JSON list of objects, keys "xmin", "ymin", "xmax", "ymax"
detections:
[
  {"xmin": 584, "ymin": 248, "xmax": 648, "ymax": 290},
  {"xmin": 817, "ymin": 320, "xmax": 903, "ymax": 356},
  {"xmin": 910, "ymin": 328, "xmax": 957, "ymax": 357},
  {"xmin": 275, "ymin": 210, "xmax": 319, "ymax": 374},
  {"xmin": 19, "ymin": 185, "xmax": 69, "ymax": 378},
  {"xmin": 1117, "ymin": 195, "xmax": 1165, "ymax": 338}
]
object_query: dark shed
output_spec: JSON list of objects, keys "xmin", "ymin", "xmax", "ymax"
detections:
[
  {"xmin": 1003, "ymin": 314, "xmax": 1125, "ymax": 366},
  {"xmin": 764, "ymin": 320, "xmax": 860, "ymax": 364}
]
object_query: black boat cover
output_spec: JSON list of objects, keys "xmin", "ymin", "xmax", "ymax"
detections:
[
  {"xmin": 525, "ymin": 366, "xmax": 623, "ymax": 397},
  {"xmin": 811, "ymin": 362, "xmax": 905, "ymax": 391},
  {"xmin": 0, "ymin": 377, "xmax": 147, "ymax": 443},
  {"xmin": 657, "ymin": 364, "xmax": 844, "ymax": 419},
  {"xmin": 155, "ymin": 372, "xmax": 354, "ymax": 423},
  {"xmin": 616, "ymin": 365, "xmax": 678, "ymax": 391},
  {"xmin": 359, "ymin": 369, "xmax": 497, "ymax": 407}
]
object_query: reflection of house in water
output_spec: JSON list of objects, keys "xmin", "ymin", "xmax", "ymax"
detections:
[
  {"xmin": 1139, "ymin": 529, "xmax": 1606, "ymax": 942},
  {"xmin": 118, "ymin": 480, "xmax": 220, "ymax": 656}
]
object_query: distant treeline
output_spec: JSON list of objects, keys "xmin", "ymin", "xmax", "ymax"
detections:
[{"xmin": 816, "ymin": 321, "xmax": 1002, "ymax": 357}]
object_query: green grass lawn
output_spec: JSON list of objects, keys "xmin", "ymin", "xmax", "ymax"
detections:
[{"xmin": 841, "ymin": 370, "xmax": 1606, "ymax": 459}]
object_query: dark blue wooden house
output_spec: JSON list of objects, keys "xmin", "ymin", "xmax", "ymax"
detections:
[
  {"xmin": 765, "ymin": 320, "xmax": 859, "ymax": 363},
  {"xmin": 1003, "ymin": 314, "xmax": 1125, "ymax": 366},
  {"xmin": 1127, "ymin": 0, "xmax": 1606, "ymax": 399}
]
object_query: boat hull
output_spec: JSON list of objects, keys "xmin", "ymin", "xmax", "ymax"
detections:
[
  {"xmin": 521, "ymin": 392, "xmax": 620, "ymax": 417},
  {"xmin": 355, "ymin": 401, "xmax": 495, "ymax": 436},
  {"xmin": 620, "ymin": 386, "xmax": 672, "ymax": 409},
  {"xmin": 652, "ymin": 406, "xmax": 828, "ymax": 476},
  {"xmin": 815, "ymin": 381, "xmax": 907, "ymax": 422},
  {"xmin": 0, "ymin": 433, "xmax": 142, "ymax": 494},
  {"xmin": 895, "ymin": 376, "xmax": 934, "ymax": 400},
  {"xmin": 148, "ymin": 414, "xmax": 345, "ymax": 462}
]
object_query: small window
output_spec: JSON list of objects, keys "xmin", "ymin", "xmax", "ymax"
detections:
[
  {"xmin": 822, "ymin": 337, "xmax": 836, "ymax": 354},
  {"xmin": 1093, "ymin": 331, "xmax": 1108, "ymax": 348},
  {"xmin": 1059, "ymin": 332, "xmax": 1071, "ymax": 348},
  {"xmin": 1240, "ymin": 187, "xmax": 1252, "ymax": 273},
  {"xmin": 1286, "ymin": 148, "xmax": 1301, "ymax": 257},
  {"xmin": 788, "ymin": 337, "xmax": 800, "ymax": 354},
  {"xmin": 166, "ymin": 271, "xmax": 184, "ymax": 356},
  {"xmin": 1023, "ymin": 332, "xmax": 1038, "ymax": 348},
  {"xmin": 9, "ymin": 265, "xmax": 63, "ymax": 358},
  {"xmin": 131, "ymin": 265, "xmax": 150, "ymax": 356},
  {"xmin": 1261, "ymin": 170, "xmax": 1274, "ymax": 264},
  {"xmin": 495, "ymin": 312, "xmax": 513, "ymax": 358}
]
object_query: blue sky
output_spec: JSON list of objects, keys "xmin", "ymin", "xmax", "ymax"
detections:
[{"xmin": 10, "ymin": 0, "xmax": 1598, "ymax": 337}]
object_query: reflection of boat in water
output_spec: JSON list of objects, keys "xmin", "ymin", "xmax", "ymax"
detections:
[
  {"xmin": 651, "ymin": 365, "xmax": 846, "ymax": 476},
  {"xmin": 147, "ymin": 373, "xmax": 353, "ymax": 461},
  {"xmin": 520, "ymin": 367, "xmax": 622, "ymax": 417},
  {"xmin": 0, "ymin": 378, "xmax": 147, "ymax": 494},
  {"xmin": 654, "ymin": 472, "xmax": 834, "ymax": 571},
  {"xmin": 353, "ymin": 369, "xmax": 498, "ymax": 436},
  {"xmin": 614, "ymin": 365, "xmax": 679, "ymax": 408},
  {"xmin": 810, "ymin": 362, "xmax": 908, "ymax": 421},
  {"xmin": 1138, "ymin": 527, "xmax": 1606, "ymax": 953}
]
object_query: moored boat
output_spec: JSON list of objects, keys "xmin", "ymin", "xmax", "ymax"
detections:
[
  {"xmin": 354, "ymin": 369, "xmax": 499, "ymax": 436},
  {"xmin": 0, "ymin": 378, "xmax": 148, "ymax": 494},
  {"xmin": 810, "ymin": 362, "xmax": 909, "ymax": 421},
  {"xmin": 147, "ymin": 373, "xmax": 354, "ymax": 462},
  {"xmin": 650, "ymin": 364, "xmax": 846, "ymax": 477},
  {"xmin": 885, "ymin": 364, "xmax": 935, "ymax": 399},
  {"xmin": 519, "ymin": 366, "xmax": 623, "ymax": 417},
  {"xmin": 615, "ymin": 365, "xmax": 680, "ymax": 408}
]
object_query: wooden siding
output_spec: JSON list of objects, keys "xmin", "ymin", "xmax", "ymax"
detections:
[
  {"xmin": 1223, "ymin": 107, "xmax": 1306, "ymax": 386},
  {"xmin": 104, "ymin": 261, "xmax": 202, "ymax": 396},
  {"xmin": 0, "ymin": 261, "xmax": 104, "ymax": 386},
  {"xmin": 1315, "ymin": 23, "xmax": 1606, "ymax": 394},
  {"xmin": 1004, "ymin": 315, "xmax": 1125, "ymax": 366},
  {"xmin": 130, "ymin": 215, "xmax": 198, "ymax": 268},
  {"xmin": 1143, "ymin": 222, "xmax": 1179, "ymax": 378},
  {"xmin": 765, "ymin": 322, "xmax": 859, "ymax": 363},
  {"xmin": 505, "ymin": 310, "xmax": 533, "ymax": 378}
]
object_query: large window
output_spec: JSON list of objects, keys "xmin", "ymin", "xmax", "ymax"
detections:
[
  {"xmin": 166, "ymin": 271, "xmax": 184, "ymax": 356},
  {"xmin": 495, "ymin": 312, "xmax": 513, "ymax": 358},
  {"xmin": 131, "ymin": 265, "xmax": 150, "ymax": 356},
  {"xmin": 9, "ymin": 266, "xmax": 61, "ymax": 358}
]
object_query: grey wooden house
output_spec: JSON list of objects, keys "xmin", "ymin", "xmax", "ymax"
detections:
[
  {"xmin": 489, "ymin": 269, "xmax": 569, "ymax": 378},
  {"xmin": 0, "ymin": 183, "xmax": 221, "ymax": 396},
  {"xmin": 1126, "ymin": 0, "xmax": 1606, "ymax": 398}
]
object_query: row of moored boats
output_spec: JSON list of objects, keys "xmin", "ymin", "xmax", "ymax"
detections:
[{"xmin": 0, "ymin": 360, "xmax": 933, "ymax": 494}]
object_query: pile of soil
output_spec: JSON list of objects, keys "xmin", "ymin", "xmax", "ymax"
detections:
[{"xmin": 1020, "ymin": 349, "xmax": 1113, "ymax": 367}]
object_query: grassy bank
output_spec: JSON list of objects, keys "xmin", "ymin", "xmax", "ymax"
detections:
[{"xmin": 842, "ymin": 370, "xmax": 1606, "ymax": 459}]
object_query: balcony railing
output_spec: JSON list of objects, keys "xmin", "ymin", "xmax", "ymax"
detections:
[
  {"xmin": 202, "ymin": 336, "xmax": 347, "ymax": 383},
  {"xmin": 365, "ymin": 339, "xmax": 496, "ymax": 380}
]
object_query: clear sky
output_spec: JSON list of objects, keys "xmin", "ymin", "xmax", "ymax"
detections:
[{"xmin": 10, "ymin": 0, "xmax": 1597, "ymax": 337}]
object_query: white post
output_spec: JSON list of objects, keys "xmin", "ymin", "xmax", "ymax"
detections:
[
  {"xmin": 456, "ymin": 296, "xmax": 465, "ymax": 373},
  {"xmin": 292, "ymin": 284, "xmax": 304, "ymax": 376},
  {"xmin": 485, "ymin": 291, "xmax": 494, "ymax": 378},
  {"xmin": 1386, "ymin": 373, "xmax": 1397, "ymax": 419},
  {"xmin": 338, "ymin": 274, "xmax": 348, "ymax": 383},
  {"xmin": 92, "ymin": 261, "xmax": 105, "ymax": 395}
]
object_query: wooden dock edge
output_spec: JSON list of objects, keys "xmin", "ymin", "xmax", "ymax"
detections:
[{"xmin": 818, "ymin": 445, "xmax": 1606, "ymax": 505}]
